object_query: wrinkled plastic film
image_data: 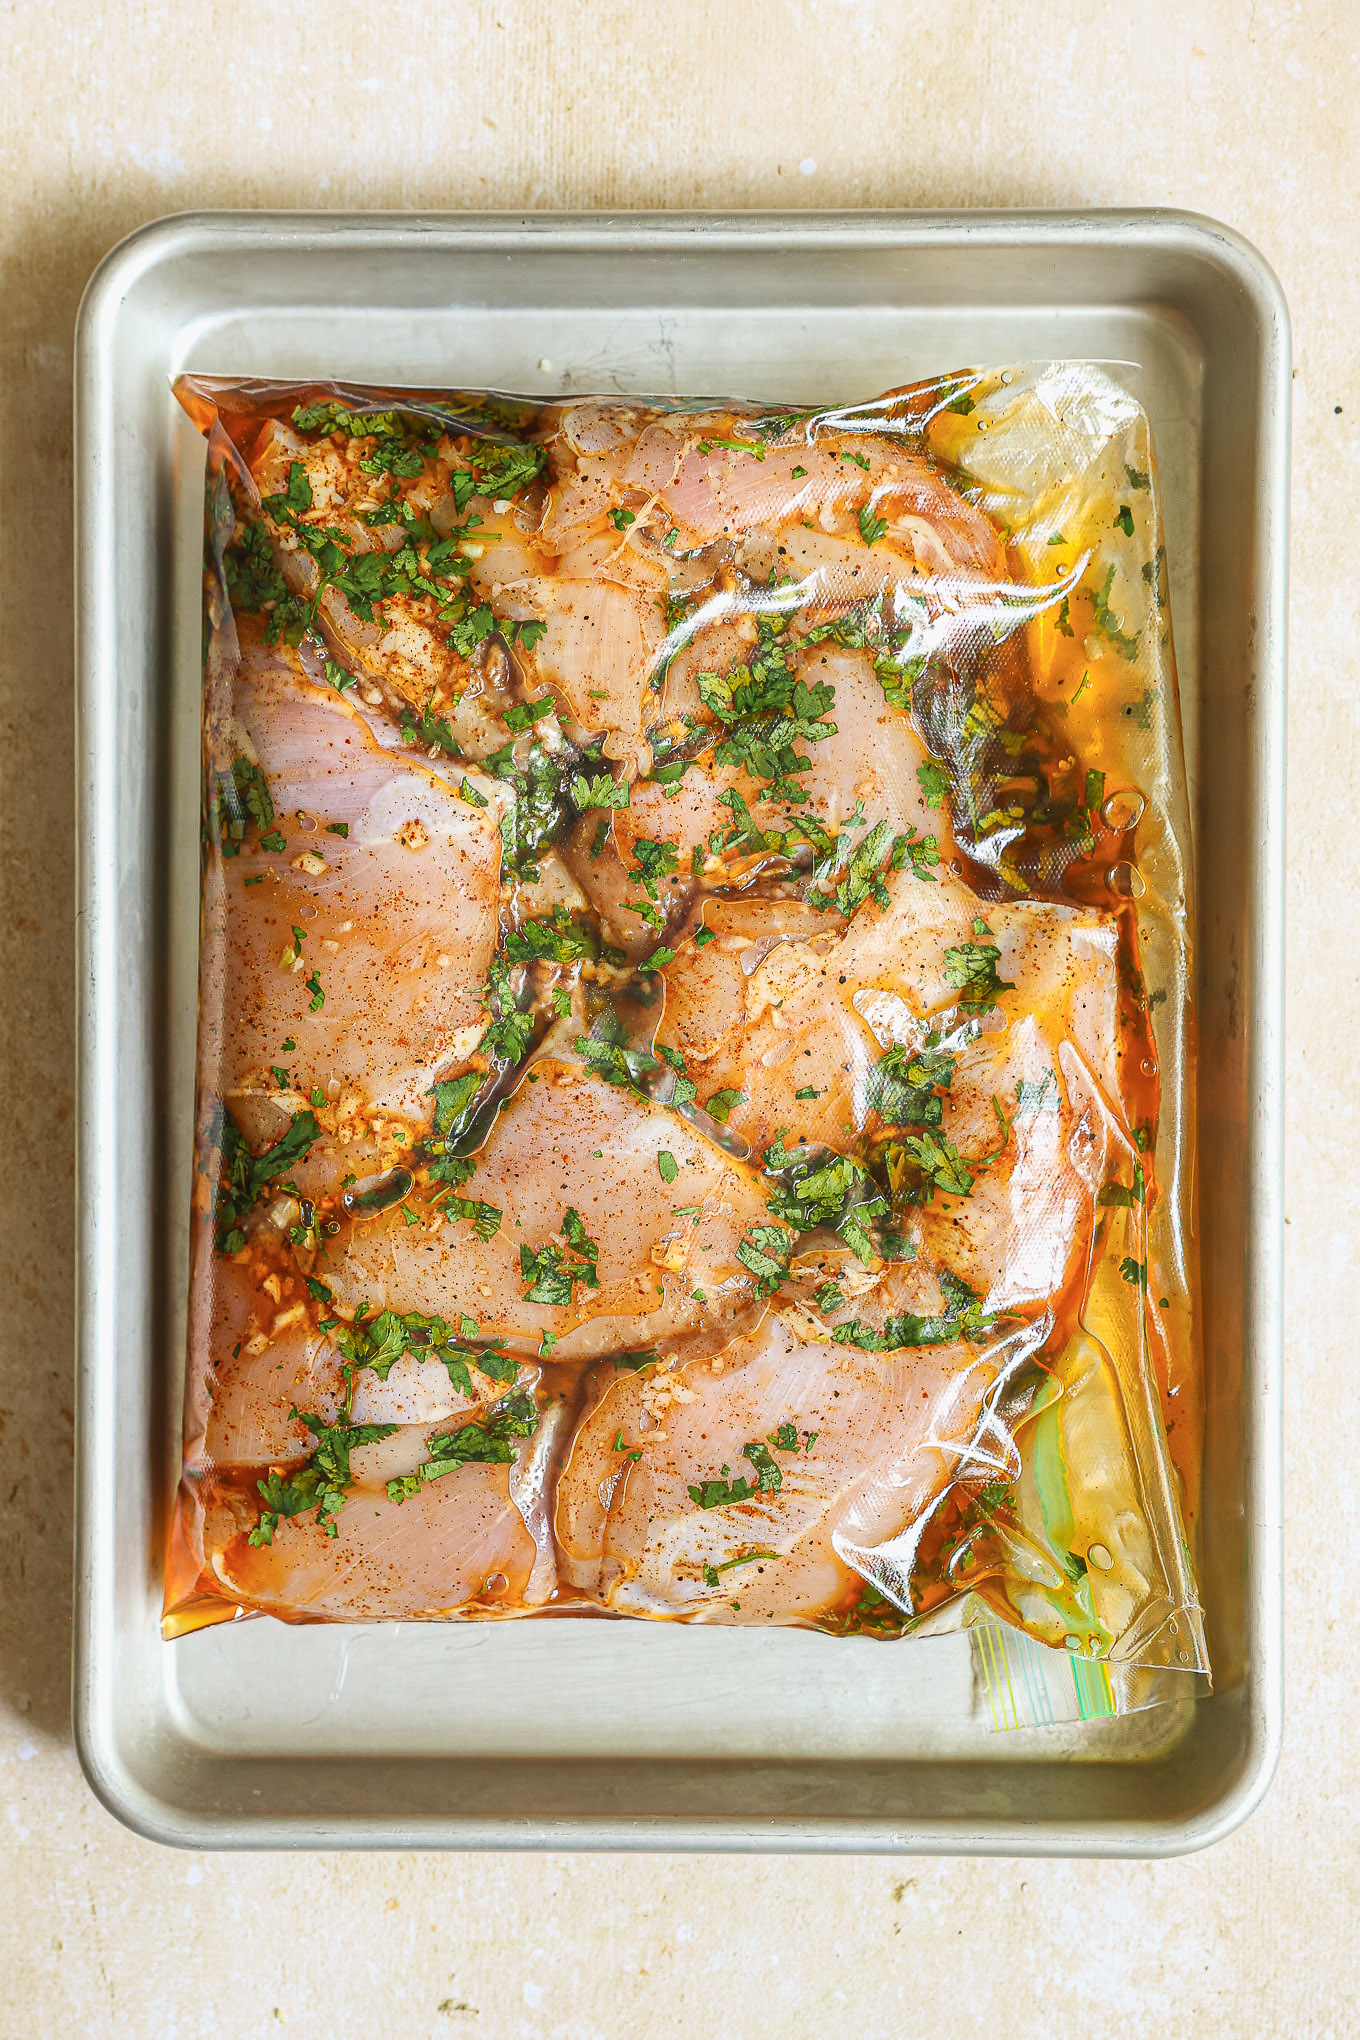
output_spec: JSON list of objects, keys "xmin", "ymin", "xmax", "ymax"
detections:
[{"xmin": 164, "ymin": 367, "xmax": 1205, "ymax": 1685}]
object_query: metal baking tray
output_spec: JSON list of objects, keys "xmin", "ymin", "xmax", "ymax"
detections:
[{"xmin": 73, "ymin": 208, "xmax": 1287, "ymax": 1854}]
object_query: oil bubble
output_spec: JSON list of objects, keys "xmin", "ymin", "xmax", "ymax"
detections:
[
  {"xmin": 343, "ymin": 1168, "xmax": 414, "ymax": 1215},
  {"xmin": 1101, "ymin": 787, "xmax": 1146, "ymax": 831},
  {"xmin": 1106, "ymin": 862, "xmax": 1146, "ymax": 898}
]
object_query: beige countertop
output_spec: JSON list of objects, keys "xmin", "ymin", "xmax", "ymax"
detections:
[{"xmin": 0, "ymin": 1, "xmax": 1346, "ymax": 2032}]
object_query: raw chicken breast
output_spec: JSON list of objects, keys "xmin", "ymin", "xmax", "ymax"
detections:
[
  {"xmin": 555, "ymin": 1307, "xmax": 992, "ymax": 1623},
  {"xmin": 317, "ymin": 1057, "xmax": 773, "ymax": 1360},
  {"xmin": 200, "ymin": 649, "xmax": 505, "ymax": 1139},
  {"xmin": 208, "ymin": 1452, "xmax": 539, "ymax": 1620}
]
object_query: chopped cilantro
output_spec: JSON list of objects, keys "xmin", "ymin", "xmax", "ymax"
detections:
[
  {"xmin": 688, "ymin": 1438, "xmax": 784, "ymax": 1509},
  {"xmin": 705, "ymin": 1088, "xmax": 744, "ymax": 1124},
  {"xmin": 942, "ymin": 920, "xmax": 1014, "ymax": 1012},
  {"xmin": 477, "ymin": 956, "xmax": 535, "ymax": 1065},
  {"xmin": 213, "ymin": 1106, "xmax": 320, "ymax": 1253},
  {"xmin": 502, "ymin": 693, "xmax": 556, "ymax": 734},
  {"xmin": 883, "ymin": 1126, "xmax": 974, "ymax": 1202},
  {"xmin": 428, "ymin": 1071, "xmax": 482, "ymax": 1145},
  {"xmin": 331, "ymin": 1303, "xmax": 516, "ymax": 1394},
  {"xmin": 916, "ymin": 760, "xmax": 950, "ymax": 809},
  {"xmin": 657, "ymin": 1151, "xmax": 679, "ymax": 1185},
  {"xmin": 442, "ymin": 1196, "xmax": 503, "ymax": 1242},
  {"xmin": 809, "ymin": 817, "xmax": 897, "ymax": 918},
  {"xmin": 519, "ymin": 1208, "xmax": 600, "ymax": 1305},
  {"xmin": 694, "ymin": 616, "xmax": 838, "ymax": 802},
  {"xmin": 736, "ymin": 1223, "xmax": 793, "ymax": 1298},
  {"xmin": 868, "ymin": 1042, "xmax": 957, "ymax": 1128},
  {"xmin": 570, "ymin": 772, "xmax": 631, "ymax": 811},
  {"xmin": 892, "ymin": 827, "xmax": 940, "ymax": 882},
  {"xmin": 627, "ymin": 838, "xmax": 680, "ymax": 919},
  {"xmin": 1098, "ymin": 1166, "xmax": 1145, "ymax": 1209},
  {"xmin": 503, "ymin": 907, "xmax": 596, "ymax": 966},
  {"xmin": 1091, "ymin": 565, "xmax": 1140, "ymax": 660},
  {"xmin": 249, "ymin": 1408, "xmax": 399, "ymax": 1546},
  {"xmin": 857, "ymin": 505, "xmax": 888, "ymax": 546},
  {"xmin": 702, "ymin": 1551, "xmax": 778, "ymax": 1585},
  {"xmin": 208, "ymin": 755, "xmax": 276, "ymax": 859},
  {"xmin": 386, "ymin": 1389, "xmax": 539, "ymax": 1503},
  {"xmin": 767, "ymin": 1148, "xmax": 888, "ymax": 1266},
  {"xmin": 830, "ymin": 1270, "xmax": 998, "ymax": 1350},
  {"xmin": 398, "ymin": 705, "xmax": 464, "ymax": 757}
]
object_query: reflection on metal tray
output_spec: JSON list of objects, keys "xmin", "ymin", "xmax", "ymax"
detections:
[{"xmin": 74, "ymin": 208, "xmax": 1287, "ymax": 1854}]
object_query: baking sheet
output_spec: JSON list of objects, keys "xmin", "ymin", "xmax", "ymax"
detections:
[{"xmin": 74, "ymin": 209, "xmax": 1287, "ymax": 1852}]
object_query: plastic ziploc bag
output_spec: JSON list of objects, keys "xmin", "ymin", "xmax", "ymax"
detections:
[{"xmin": 163, "ymin": 365, "xmax": 1206, "ymax": 1690}]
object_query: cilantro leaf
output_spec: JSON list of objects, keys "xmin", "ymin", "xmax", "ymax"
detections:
[
  {"xmin": 830, "ymin": 1270, "xmax": 999, "ymax": 1350},
  {"xmin": 867, "ymin": 1042, "xmax": 957, "ymax": 1128},
  {"xmin": 213, "ymin": 1107, "xmax": 320, "ymax": 1254},
  {"xmin": 809, "ymin": 817, "xmax": 897, "ymax": 918},
  {"xmin": 503, "ymin": 907, "xmax": 596, "ymax": 965},
  {"xmin": 570, "ymin": 772, "xmax": 631, "ymax": 811},
  {"xmin": 736, "ymin": 1223, "xmax": 793, "ymax": 1297},
  {"xmin": 249, "ymin": 1408, "xmax": 399, "ymax": 1546},
  {"xmin": 942, "ymin": 921, "xmax": 1015, "ymax": 1012},
  {"xmin": 519, "ymin": 1208, "xmax": 600, "ymax": 1305},
  {"xmin": 503, "ymin": 693, "xmax": 556, "ymax": 734},
  {"xmin": 385, "ymin": 1389, "xmax": 539, "ymax": 1503},
  {"xmin": 705, "ymin": 1088, "xmax": 744, "ymax": 1124},
  {"xmin": 208, "ymin": 754, "xmax": 276, "ymax": 858},
  {"xmin": 883, "ymin": 1127, "xmax": 974, "ymax": 1202},
  {"xmin": 687, "ymin": 1437, "xmax": 784, "ymax": 1510},
  {"xmin": 428, "ymin": 1072, "xmax": 482, "ymax": 1143},
  {"xmin": 1091, "ymin": 565, "xmax": 1140, "ymax": 661},
  {"xmin": 442, "ymin": 1196, "xmax": 503, "ymax": 1242},
  {"xmin": 916, "ymin": 760, "xmax": 950, "ymax": 809},
  {"xmin": 630, "ymin": 838, "xmax": 680, "ymax": 898}
]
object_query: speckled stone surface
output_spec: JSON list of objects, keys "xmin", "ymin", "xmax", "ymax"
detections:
[{"xmin": 0, "ymin": 2, "xmax": 1344, "ymax": 2031}]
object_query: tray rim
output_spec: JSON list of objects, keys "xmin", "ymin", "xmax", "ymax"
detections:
[{"xmin": 72, "ymin": 204, "xmax": 1288, "ymax": 1855}]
